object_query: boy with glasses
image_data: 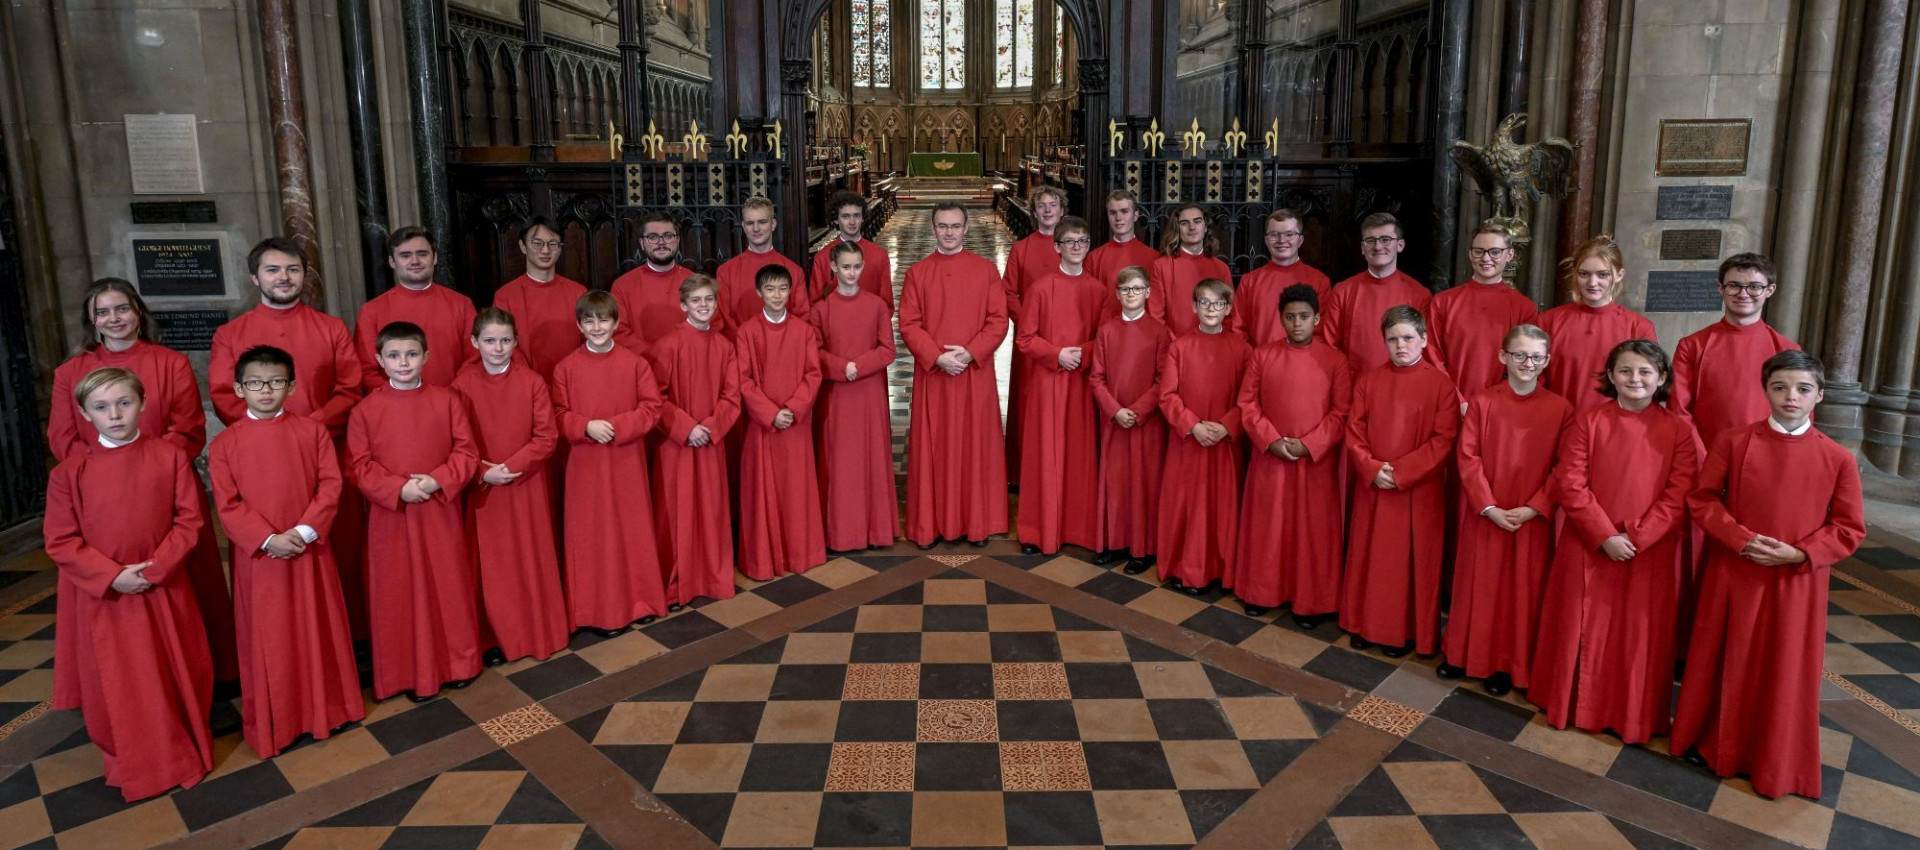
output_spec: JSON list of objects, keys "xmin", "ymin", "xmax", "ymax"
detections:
[
  {"xmin": 1155, "ymin": 279, "xmax": 1251, "ymax": 594},
  {"xmin": 1090, "ymin": 267, "xmax": 1171, "ymax": 572},
  {"xmin": 1427, "ymin": 222, "xmax": 1540, "ymax": 395},
  {"xmin": 1320, "ymin": 213, "xmax": 1432, "ymax": 373},
  {"xmin": 1014, "ymin": 216, "xmax": 1105, "ymax": 555},
  {"xmin": 493, "ymin": 218, "xmax": 589, "ymax": 378},
  {"xmin": 1232, "ymin": 209, "xmax": 1331, "ymax": 347},
  {"xmin": 612, "ymin": 213, "xmax": 698, "ymax": 349},
  {"xmin": 1670, "ymin": 253, "xmax": 1799, "ymax": 445}
]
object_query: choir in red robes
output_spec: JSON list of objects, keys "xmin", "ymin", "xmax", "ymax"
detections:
[
  {"xmin": 1003, "ymin": 230, "xmax": 1059, "ymax": 483},
  {"xmin": 1672, "ymin": 421, "xmax": 1864, "ymax": 799},
  {"xmin": 1089, "ymin": 313, "xmax": 1172, "ymax": 558},
  {"xmin": 810, "ymin": 286, "xmax": 901, "ymax": 550},
  {"xmin": 1319, "ymin": 271, "xmax": 1432, "ymax": 374},
  {"xmin": 1426, "ymin": 282, "xmax": 1539, "ymax": 395},
  {"xmin": 647, "ymin": 323, "xmax": 742, "ymax": 600},
  {"xmin": 900, "ymin": 250, "xmax": 1011, "ymax": 545},
  {"xmin": 491, "ymin": 274, "xmax": 589, "ymax": 377},
  {"xmin": 611, "ymin": 263, "xmax": 698, "ymax": 348},
  {"xmin": 208, "ymin": 411, "xmax": 365, "ymax": 757},
  {"xmin": 551, "ymin": 345, "xmax": 669, "ymax": 627},
  {"xmin": 811, "ymin": 237, "xmax": 894, "ymax": 307},
  {"xmin": 1339, "ymin": 359, "xmax": 1460, "ymax": 652},
  {"xmin": 718, "ymin": 250, "xmax": 809, "ymax": 331},
  {"xmin": 352, "ymin": 284, "xmax": 479, "ymax": 389},
  {"xmin": 1155, "ymin": 331, "xmax": 1251, "ymax": 588},
  {"xmin": 736, "ymin": 312, "xmax": 827, "ymax": 578},
  {"xmin": 1085, "ymin": 238, "xmax": 1160, "ymax": 291},
  {"xmin": 1443, "ymin": 382, "xmax": 1571, "ymax": 685},
  {"xmin": 44, "ymin": 436, "xmax": 214, "ymax": 801},
  {"xmin": 1537, "ymin": 303, "xmax": 1656, "ymax": 412},
  {"xmin": 1231, "ymin": 339, "xmax": 1351, "ymax": 613},
  {"xmin": 347, "ymin": 384, "xmax": 484, "ymax": 699},
  {"xmin": 1231, "ymin": 261, "xmax": 1332, "ymax": 347},
  {"xmin": 1147, "ymin": 251, "xmax": 1234, "ymax": 337},
  {"xmin": 1015, "ymin": 268, "xmax": 1105, "ymax": 552},
  {"xmin": 1529, "ymin": 402, "xmax": 1700, "ymax": 742},
  {"xmin": 1670, "ymin": 319, "xmax": 1799, "ymax": 443},
  {"xmin": 451, "ymin": 363, "xmax": 570, "ymax": 661}
]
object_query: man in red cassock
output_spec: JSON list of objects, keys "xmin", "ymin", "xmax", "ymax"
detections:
[
  {"xmin": 347, "ymin": 323, "xmax": 484, "ymax": 701},
  {"xmin": 810, "ymin": 190, "xmax": 893, "ymax": 307},
  {"xmin": 1015, "ymin": 216, "xmax": 1104, "ymax": 555},
  {"xmin": 1340, "ymin": 306, "xmax": 1460, "ymax": 657},
  {"xmin": 737, "ymin": 265, "xmax": 828, "ymax": 578},
  {"xmin": 353, "ymin": 226, "xmax": 478, "ymax": 390},
  {"xmin": 1148, "ymin": 205, "xmax": 1234, "ymax": 337},
  {"xmin": 648, "ymin": 276, "xmax": 741, "ymax": 603},
  {"xmin": 1674, "ymin": 351, "xmax": 1865, "ymax": 800},
  {"xmin": 492, "ymin": 217, "xmax": 588, "ymax": 378},
  {"xmin": 810, "ymin": 241, "xmax": 901, "ymax": 552},
  {"xmin": 1086, "ymin": 190, "xmax": 1162, "ymax": 293},
  {"xmin": 1426, "ymin": 223, "xmax": 1539, "ymax": 396},
  {"xmin": 612, "ymin": 214, "xmax": 700, "ymax": 348},
  {"xmin": 1231, "ymin": 284, "xmax": 1350, "ymax": 624},
  {"xmin": 1090, "ymin": 267, "xmax": 1171, "ymax": 573},
  {"xmin": 1231, "ymin": 210, "xmax": 1332, "ymax": 347},
  {"xmin": 717, "ymin": 197, "xmax": 809, "ymax": 331},
  {"xmin": 901, "ymin": 203, "xmax": 1010, "ymax": 547},
  {"xmin": 1319, "ymin": 213, "xmax": 1432, "ymax": 374},
  {"xmin": 1671, "ymin": 253, "xmax": 1799, "ymax": 445},
  {"xmin": 1003, "ymin": 186, "xmax": 1068, "ymax": 486},
  {"xmin": 210, "ymin": 346, "xmax": 364, "ymax": 757},
  {"xmin": 1156, "ymin": 279, "xmax": 1251, "ymax": 593}
]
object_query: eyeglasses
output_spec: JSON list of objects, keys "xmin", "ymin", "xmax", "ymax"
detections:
[
  {"xmin": 1056, "ymin": 237, "xmax": 1091, "ymax": 248},
  {"xmin": 1468, "ymin": 247, "xmax": 1509, "ymax": 259},
  {"xmin": 1116, "ymin": 285, "xmax": 1149, "ymax": 294},
  {"xmin": 641, "ymin": 233, "xmax": 679, "ymax": 243},
  {"xmin": 1360, "ymin": 236, "xmax": 1401, "ymax": 247},
  {"xmin": 1502, "ymin": 352, "xmax": 1548, "ymax": 365},
  {"xmin": 240, "ymin": 378, "xmax": 292, "ymax": 391},
  {"xmin": 1719, "ymin": 282, "xmax": 1773, "ymax": 295},
  {"xmin": 525, "ymin": 239, "xmax": 562, "ymax": 251},
  {"xmin": 1195, "ymin": 299, "xmax": 1229, "ymax": 311}
]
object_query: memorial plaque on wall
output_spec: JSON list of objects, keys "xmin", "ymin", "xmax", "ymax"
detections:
[
  {"xmin": 132, "ymin": 238, "xmax": 225, "ymax": 297},
  {"xmin": 1656, "ymin": 119, "xmax": 1751, "ymax": 177},
  {"xmin": 153, "ymin": 310, "xmax": 230, "ymax": 351},
  {"xmin": 130, "ymin": 201, "xmax": 218, "ymax": 224},
  {"xmin": 124, "ymin": 113, "xmax": 205, "ymax": 194},
  {"xmin": 1660, "ymin": 229, "xmax": 1723, "ymax": 261},
  {"xmin": 1646, "ymin": 270, "xmax": 1723, "ymax": 312},
  {"xmin": 1655, "ymin": 185, "xmax": 1733, "ymax": 220}
]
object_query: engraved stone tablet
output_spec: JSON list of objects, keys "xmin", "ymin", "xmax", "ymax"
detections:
[
  {"xmin": 152, "ymin": 309, "xmax": 230, "ymax": 352},
  {"xmin": 1645, "ymin": 270, "xmax": 1723, "ymax": 313},
  {"xmin": 1655, "ymin": 185, "xmax": 1733, "ymax": 220},
  {"xmin": 124, "ymin": 114, "xmax": 205, "ymax": 195},
  {"xmin": 132, "ymin": 238, "xmax": 225, "ymax": 297},
  {"xmin": 1656, "ymin": 119, "xmax": 1750, "ymax": 177},
  {"xmin": 1659, "ymin": 229, "xmax": 1723, "ymax": 261}
]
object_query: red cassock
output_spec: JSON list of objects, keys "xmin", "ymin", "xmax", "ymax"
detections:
[
  {"xmin": 1670, "ymin": 319, "xmax": 1799, "ymax": 445},
  {"xmin": 451, "ymin": 364, "xmax": 570, "ymax": 662},
  {"xmin": 1003, "ymin": 231, "xmax": 1059, "ymax": 483},
  {"xmin": 1529, "ymin": 402, "xmax": 1699, "ymax": 742},
  {"xmin": 1537, "ymin": 303, "xmax": 1656, "ymax": 413},
  {"xmin": 900, "ymin": 250, "xmax": 1011, "ymax": 545},
  {"xmin": 208, "ymin": 412, "xmax": 364, "ymax": 757},
  {"xmin": 717, "ymin": 249, "xmax": 809, "ymax": 333},
  {"xmin": 551, "ymin": 345, "xmax": 669, "ymax": 628},
  {"xmin": 1231, "ymin": 340, "xmax": 1351, "ymax": 612},
  {"xmin": 809, "ymin": 287, "xmax": 901, "ymax": 550},
  {"xmin": 810, "ymin": 237, "xmax": 894, "ymax": 307},
  {"xmin": 48, "ymin": 341, "xmax": 234, "ymax": 706},
  {"xmin": 1444, "ymin": 382, "xmax": 1572, "ymax": 685},
  {"xmin": 737, "ymin": 314, "xmax": 828, "ymax": 579},
  {"xmin": 1086, "ymin": 237, "xmax": 1162, "ymax": 292},
  {"xmin": 1426, "ymin": 281, "xmax": 1539, "ymax": 396},
  {"xmin": 1147, "ymin": 250, "xmax": 1234, "ymax": 338},
  {"xmin": 1318, "ymin": 271, "xmax": 1433, "ymax": 374},
  {"xmin": 1155, "ymin": 331, "xmax": 1252, "ymax": 587},
  {"xmin": 491, "ymin": 274, "xmax": 589, "ymax": 378},
  {"xmin": 611, "ymin": 263, "xmax": 697, "ymax": 349},
  {"xmin": 1089, "ymin": 314, "xmax": 1171, "ymax": 557},
  {"xmin": 1015, "ymin": 269, "xmax": 1106, "ymax": 552},
  {"xmin": 647, "ymin": 324, "xmax": 742, "ymax": 601},
  {"xmin": 347, "ymin": 385, "xmax": 484, "ymax": 699},
  {"xmin": 352, "ymin": 283, "xmax": 478, "ymax": 390},
  {"xmin": 43, "ymin": 437, "xmax": 213, "ymax": 801},
  {"xmin": 1230, "ymin": 261, "xmax": 1333, "ymax": 347},
  {"xmin": 1339, "ymin": 360, "xmax": 1461, "ymax": 652},
  {"xmin": 1672, "ymin": 423, "xmax": 1864, "ymax": 799}
]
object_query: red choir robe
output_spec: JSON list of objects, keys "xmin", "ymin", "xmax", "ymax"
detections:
[
  {"xmin": 491, "ymin": 273, "xmax": 589, "ymax": 378},
  {"xmin": 43, "ymin": 436, "xmax": 213, "ymax": 801},
  {"xmin": 1230, "ymin": 339, "xmax": 1351, "ymax": 612},
  {"xmin": 900, "ymin": 250, "xmax": 1011, "ymax": 545},
  {"xmin": 451, "ymin": 364, "xmax": 569, "ymax": 662},
  {"xmin": 717, "ymin": 249, "xmax": 809, "ymax": 332},
  {"xmin": 810, "ymin": 237, "xmax": 894, "ymax": 307},
  {"xmin": 1426, "ymin": 281, "xmax": 1539, "ymax": 396},
  {"xmin": 1086, "ymin": 237, "xmax": 1162, "ymax": 292},
  {"xmin": 1672, "ymin": 422, "xmax": 1864, "ymax": 799},
  {"xmin": 1537, "ymin": 302, "xmax": 1657, "ymax": 413},
  {"xmin": 1155, "ymin": 330, "xmax": 1252, "ymax": 587},
  {"xmin": 1147, "ymin": 250, "xmax": 1234, "ymax": 338},
  {"xmin": 1015, "ymin": 268, "xmax": 1106, "ymax": 552},
  {"xmin": 48, "ymin": 341, "xmax": 234, "ymax": 707},
  {"xmin": 648, "ymin": 323, "xmax": 742, "ymax": 601},
  {"xmin": 551, "ymin": 344, "xmax": 669, "ymax": 627},
  {"xmin": 1319, "ymin": 270, "xmax": 1433, "ymax": 374},
  {"xmin": 737, "ymin": 312, "xmax": 828, "ymax": 578},
  {"xmin": 810, "ymin": 287, "xmax": 901, "ymax": 550},
  {"xmin": 1089, "ymin": 313, "xmax": 1172, "ymax": 557},
  {"xmin": 347, "ymin": 384, "xmax": 484, "ymax": 699},
  {"xmin": 1230, "ymin": 261, "xmax": 1333, "ymax": 347},
  {"xmin": 1003, "ymin": 231, "xmax": 1059, "ymax": 483},
  {"xmin": 611, "ymin": 263, "xmax": 699, "ymax": 349},
  {"xmin": 1444, "ymin": 381, "xmax": 1572, "ymax": 685},
  {"xmin": 1529, "ymin": 401, "xmax": 1699, "ymax": 742},
  {"xmin": 208, "ymin": 412, "xmax": 364, "ymax": 757},
  {"xmin": 353, "ymin": 283, "xmax": 479, "ymax": 390},
  {"xmin": 1670, "ymin": 319, "xmax": 1799, "ymax": 444}
]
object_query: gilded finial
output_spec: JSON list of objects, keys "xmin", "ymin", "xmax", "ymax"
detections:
[
  {"xmin": 1181, "ymin": 118, "xmax": 1207, "ymax": 157},
  {"xmin": 1108, "ymin": 119, "xmax": 1123, "ymax": 157},
  {"xmin": 725, "ymin": 120, "xmax": 749, "ymax": 158},
  {"xmin": 1141, "ymin": 119, "xmax": 1166, "ymax": 157},
  {"xmin": 640, "ymin": 120, "xmax": 667, "ymax": 160},
  {"xmin": 608, "ymin": 120, "xmax": 624, "ymax": 161},
  {"xmin": 766, "ymin": 120, "xmax": 784, "ymax": 154},
  {"xmin": 683, "ymin": 120, "xmax": 709, "ymax": 159},
  {"xmin": 1223, "ymin": 118, "xmax": 1247, "ymax": 158},
  {"xmin": 1264, "ymin": 119, "xmax": 1280, "ymax": 152}
]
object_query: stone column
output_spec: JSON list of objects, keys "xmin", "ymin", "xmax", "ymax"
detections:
[
  {"xmin": 1555, "ymin": 0, "xmax": 1607, "ymax": 258},
  {"xmin": 340, "ymin": 0, "xmax": 392, "ymax": 297},
  {"xmin": 1498, "ymin": 0, "xmax": 1532, "ymax": 119},
  {"xmin": 618, "ymin": 0, "xmax": 646, "ymax": 158},
  {"xmin": 1766, "ymin": 0, "xmax": 1845, "ymax": 341},
  {"xmin": 400, "ymin": 0, "xmax": 452, "ymax": 263},
  {"xmin": 1428, "ymin": 0, "xmax": 1472, "ymax": 289},
  {"xmin": 1865, "ymin": 5, "xmax": 1920, "ymax": 478},
  {"xmin": 523, "ymin": 0, "xmax": 554, "ymax": 161},
  {"xmin": 260, "ymin": 0, "xmax": 325, "ymax": 300}
]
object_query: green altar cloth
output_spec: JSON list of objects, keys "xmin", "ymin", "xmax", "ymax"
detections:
[{"xmin": 907, "ymin": 152, "xmax": 984, "ymax": 177}]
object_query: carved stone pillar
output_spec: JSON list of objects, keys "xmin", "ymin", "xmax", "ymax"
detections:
[
  {"xmin": 400, "ymin": 0, "xmax": 452, "ymax": 265},
  {"xmin": 1555, "ymin": 0, "xmax": 1607, "ymax": 260},
  {"xmin": 1498, "ymin": 0, "xmax": 1532, "ymax": 119},
  {"xmin": 1429, "ymin": 0, "xmax": 1472, "ymax": 289},
  {"xmin": 778, "ymin": 58, "xmax": 812, "ymax": 264},
  {"xmin": 523, "ymin": 0, "xmax": 554, "ymax": 161},
  {"xmin": 260, "ymin": 0, "xmax": 325, "ymax": 300},
  {"xmin": 339, "ymin": 0, "xmax": 391, "ymax": 297}
]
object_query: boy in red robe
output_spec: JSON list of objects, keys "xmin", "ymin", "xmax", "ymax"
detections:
[
  {"xmin": 1085, "ymin": 190, "xmax": 1160, "ymax": 291},
  {"xmin": 1147, "ymin": 205, "xmax": 1234, "ymax": 337},
  {"xmin": 1231, "ymin": 284, "xmax": 1350, "ymax": 623},
  {"xmin": 44, "ymin": 367, "xmax": 214, "ymax": 800},
  {"xmin": 1090, "ymin": 267, "xmax": 1171, "ymax": 573},
  {"xmin": 811, "ymin": 190, "xmax": 893, "ymax": 306},
  {"xmin": 452, "ymin": 309, "xmax": 570, "ymax": 663},
  {"xmin": 810, "ymin": 241, "xmax": 901, "ymax": 552},
  {"xmin": 901, "ymin": 203, "xmax": 1011, "ymax": 547},
  {"xmin": 491, "ymin": 217, "xmax": 588, "ymax": 378},
  {"xmin": 1340, "ymin": 306, "xmax": 1460, "ymax": 657},
  {"xmin": 1231, "ymin": 210, "xmax": 1332, "ymax": 347},
  {"xmin": 210, "ymin": 346, "xmax": 365, "ymax": 756},
  {"xmin": 1015, "ymin": 216, "xmax": 1103, "ymax": 555},
  {"xmin": 1530, "ymin": 340, "xmax": 1699, "ymax": 743},
  {"xmin": 347, "ymin": 322, "xmax": 484, "ymax": 701},
  {"xmin": 737, "ymin": 265, "xmax": 828, "ymax": 578},
  {"xmin": 1156, "ymin": 279, "xmax": 1251, "ymax": 593},
  {"xmin": 1670, "ymin": 253, "xmax": 1799, "ymax": 444},
  {"xmin": 1673, "ymin": 351, "xmax": 1865, "ymax": 799},
  {"xmin": 1002, "ymin": 186, "xmax": 1067, "ymax": 483},
  {"xmin": 1426, "ymin": 222, "xmax": 1539, "ymax": 395},
  {"xmin": 1538, "ymin": 236, "xmax": 1655, "ymax": 412},
  {"xmin": 648, "ymin": 276, "xmax": 741, "ymax": 603},
  {"xmin": 1319, "ymin": 213, "xmax": 1432, "ymax": 374},
  {"xmin": 1438, "ymin": 324, "xmax": 1571, "ymax": 694},
  {"xmin": 717, "ymin": 197, "xmax": 809, "ymax": 330},
  {"xmin": 552, "ymin": 292, "xmax": 670, "ymax": 633},
  {"xmin": 353, "ymin": 226, "xmax": 478, "ymax": 390},
  {"xmin": 612, "ymin": 214, "xmax": 701, "ymax": 348}
]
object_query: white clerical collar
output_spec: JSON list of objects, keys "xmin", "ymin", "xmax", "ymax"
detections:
[
  {"xmin": 1367, "ymin": 267, "xmax": 1397, "ymax": 280},
  {"xmin": 585, "ymin": 339, "xmax": 615, "ymax": 354},
  {"xmin": 1111, "ymin": 233, "xmax": 1137, "ymax": 243},
  {"xmin": 1769, "ymin": 416, "xmax": 1813, "ymax": 436},
  {"xmin": 746, "ymin": 243, "xmax": 775, "ymax": 254},
  {"xmin": 245, "ymin": 408, "xmax": 287, "ymax": 420},
  {"xmin": 1121, "ymin": 309, "xmax": 1145, "ymax": 322},
  {"xmin": 398, "ymin": 281, "xmax": 433, "ymax": 292},
  {"xmin": 646, "ymin": 261, "xmax": 675, "ymax": 273},
  {"xmin": 484, "ymin": 360, "xmax": 510, "ymax": 375},
  {"xmin": 1059, "ymin": 263, "xmax": 1083, "ymax": 276},
  {"xmin": 525, "ymin": 269, "xmax": 555, "ymax": 283},
  {"xmin": 763, "ymin": 309, "xmax": 788, "ymax": 325},
  {"xmin": 1180, "ymin": 245, "xmax": 1205, "ymax": 256},
  {"xmin": 389, "ymin": 378, "xmax": 421, "ymax": 390},
  {"xmin": 97, "ymin": 431, "xmax": 139, "ymax": 448},
  {"xmin": 838, "ymin": 233, "xmax": 861, "ymax": 244}
]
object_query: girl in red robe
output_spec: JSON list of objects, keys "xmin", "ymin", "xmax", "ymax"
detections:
[
  {"xmin": 1089, "ymin": 267, "xmax": 1171, "ymax": 573},
  {"xmin": 1147, "ymin": 205, "xmax": 1234, "ymax": 337},
  {"xmin": 810, "ymin": 242, "xmax": 900, "ymax": 552},
  {"xmin": 1015, "ymin": 217, "xmax": 1105, "ymax": 555},
  {"xmin": 1340, "ymin": 306, "xmax": 1461, "ymax": 657},
  {"xmin": 209, "ymin": 346, "xmax": 365, "ymax": 757},
  {"xmin": 1232, "ymin": 284, "xmax": 1351, "ymax": 623},
  {"xmin": 1439, "ymin": 324, "xmax": 1572, "ymax": 695},
  {"xmin": 1530, "ymin": 340, "xmax": 1700, "ymax": 743},
  {"xmin": 737, "ymin": 266, "xmax": 828, "ymax": 579},
  {"xmin": 44, "ymin": 368, "xmax": 214, "ymax": 801},
  {"xmin": 1155, "ymin": 279, "xmax": 1251, "ymax": 593},
  {"xmin": 1538, "ymin": 235, "xmax": 1655, "ymax": 413},
  {"xmin": 1425, "ymin": 223, "xmax": 1540, "ymax": 396},
  {"xmin": 647, "ymin": 277, "xmax": 742, "ymax": 603},
  {"xmin": 1672, "ymin": 351, "xmax": 1865, "ymax": 799},
  {"xmin": 452, "ymin": 309, "xmax": 570, "ymax": 663}
]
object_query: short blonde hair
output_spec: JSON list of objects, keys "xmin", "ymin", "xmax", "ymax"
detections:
[
  {"xmin": 74, "ymin": 366, "xmax": 144, "ymax": 405},
  {"xmin": 1193, "ymin": 278, "xmax": 1233, "ymax": 303},
  {"xmin": 742, "ymin": 196, "xmax": 776, "ymax": 216},
  {"xmin": 1115, "ymin": 266, "xmax": 1149, "ymax": 291},
  {"xmin": 1560, "ymin": 234, "xmax": 1626, "ymax": 300},
  {"xmin": 680, "ymin": 273, "xmax": 718, "ymax": 302}
]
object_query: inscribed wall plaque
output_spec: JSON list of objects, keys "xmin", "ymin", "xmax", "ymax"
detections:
[{"xmin": 1656, "ymin": 119, "xmax": 1750, "ymax": 177}]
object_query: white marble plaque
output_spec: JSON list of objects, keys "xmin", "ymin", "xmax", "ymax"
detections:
[{"xmin": 124, "ymin": 113, "xmax": 204, "ymax": 195}]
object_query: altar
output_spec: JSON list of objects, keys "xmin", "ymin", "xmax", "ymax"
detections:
[{"xmin": 907, "ymin": 151, "xmax": 984, "ymax": 177}]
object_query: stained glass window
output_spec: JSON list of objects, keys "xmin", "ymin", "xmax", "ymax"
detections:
[
  {"xmin": 851, "ymin": 0, "xmax": 892, "ymax": 88},
  {"xmin": 920, "ymin": 0, "xmax": 965, "ymax": 89},
  {"xmin": 994, "ymin": 0, "xmax": 1035, "ymax": 88},
  {"xmin": 1053, "ymin": 4, "xmax": 1065, "ymax": 84}
]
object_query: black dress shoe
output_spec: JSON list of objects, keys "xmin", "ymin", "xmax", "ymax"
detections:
[
  {"xmin": 1292, "ymin": 612, "xmax": 1324, "ymax": 630},
  {"xmin": 1483, "ymin": 672, "xmax": 1513, "ymax": 696},
  {"xmin": 1123, "ymin": 558, "xmax": 1152, "ymax": 575},
  {"xmin": 970, "ymin": 538, "xmax": 990, "ymax": 548},
  {"xmin": 445, "ymin": 674, "xmax": 478, "ymax": 691},
  {"xmin": 1680, "ymin": 748, "xmax": 1708, "ymax": 768},
  {"xmin": 1349, "ymin": 634, "xmax": 1373, "ymax": 651},
  {"xmin": 1435, "ymin": 663, "xmax": 1465, "ymax": 680},
  {"xmin": 667, "ymin": 602, "xmax": 684, "ymax": 613},
  {"xmin": 405, "ymin": 690, "xmax": 437, "ymax": 704},
  {"xmin": 1380, "ymin": 642, "xmax": 1414, "ymax": 659},
  {"xmin": 917, "ymin": 539, "xmax": 935, "ymax": 551},
  {"xmin": 585, "ymin": 625, "xmax": 628, "ymax": 638},
  {"xmin": 1020, "ymin": 544, "xmax": 1041, "ymax": 555},
  {"xmin": 1242, "ymin": 604, "xmax": 1267, "ymax": 617},
  {"xmin": 482, "ymin": 648, "xmax": 508, "ymax": 667},
  {"xmin": 212, "ymin": 679, "xmax": 242, "ymax": 703},
  {"xmin": 1091, "ymin": 550, "xmax": 1119, "ymax": 565},
  {"xmin": 1164, "ymin": 577, "xmax": 1186, "ymax": 593},
  {"xmin": 635, "ymin": 615, "xmax": 658, "ymax": 626},
  {"xmin": 1178, "ymin": 581, "xmax": 1209, "ymax": 597}
]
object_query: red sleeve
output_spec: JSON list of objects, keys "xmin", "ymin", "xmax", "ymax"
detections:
[
  {"xmin": 1554, "ymin": 415, "xmax": 1618, "ymax": 548},
  {"xmin": 162, "ymin": 353, "xmax": 209, "ymax": 458},
  {"xmin": 785, "ymin": 327, "xmax": 826, "ymax": 417},
  {"xmin": 1089, "ymin": 327, "xmax": 1122, "ymax": 419},
  {"xmin": 850, "ymin": 305, "xmax": 897, "ymax": 376},
  {"xmin": 737, "ymin": 333, "xmax": 780, "ymax": 428},
  {"xmin": 43, "ymin": 463, "xmax": 125, "ymax": 598},
  {"xmin": 964, "ymin": 277, "xmax": 1010, "ymax": 366},
  {"xmin": 650, "ymin": 342, "xmax": 701, "ymax": 442},
  {"xmin": 1668, "ymin": 336, "xmax": 1701, "ymax": 424},
  {"xmin": 1393, "ymin": 378, "xmax": 1463, "ymax": 487},
  {"xmin": 875, "ymin": 250, "xmax": 894, "ymax": 309},
  {"xmin": 1238, "ymin": 355, "xmax": 1279, "ymax": 450},
  {"xmin": 426, "ymin": 397, "xmax": 480, "ymax": 500},
  {"xmin": 140, "ymin": 449, "xmax": 206, "ymax": 587},
  {"xmin": 46, "ymin": 365, "xmax": 85, "ymax": 462},
  {"xmin": 1126, "ymin": 331, "xmax": 1170, "ymax": 418},
  {"xmin": 608, "ymin": 358, "xmax": 663, "ymax": 445},
  {"xmin": 502, "ymin": 378, "xmax": 559, "ymax": 473},
  {"xmin": 1795, "ymin": 447, "xmax": 1867, "ymax": 571},
  {"xmin": 1686, "ymin": 430, "xmax": 1752, "ymax": 553},
  {"xmin": 1456, "ymin": 398, "xmax": 1498, "ymax": 513},
  {"xmin": 353, "ymin": 310, "xmax": 384, "ymax": 394},
  {"xmin": 1016, "ymin": 293, "xmax": 1065, "ymax": 371},
  {"xmin": 809, "ymin": 248, "xmax": 833, "ymax": 302},
  {"xmin": 1002, "ymin": 252, "xmax": 1025, "ymax": 321},
  {"xmin": 1344, "ymin": 378, "xmax": 1386, "ymax": 480},
  {"xmin": 1423, "ymin": 302, "xmax": 1452, "ymax": 377},
  {"xmin": 898, "ymin": 274, "xmax": 941, "ymax": 367},
  {"xmin": 1146, "ymin": 259, "xmax": 1170, "ymax": 324},
  {"xmin": 209, "ymin": 331, "xmax": 245, "ymax": 426},
  {"xmin": 1317, "ymin": 289, "xmax": 1344, "ymax": 349},
  {"xmin": 1158, "ymin": 344, "xmax": 1199, "ymax": 437},
  {"xmin": 810, "ymin": 308, "xmax": 853, "ymax": 379},
  {"xmin": 708, "ymin": 346, "xmax": 742, "ymax": 437},
  {"xmin": 1623, "ymin": 420, "xmax": 1700, "ymax": 550},
  {"xmin": 1523, "ymin": 406, "xmax": 1571, "ymax": 515},
  {"xmin": 347, "ymin": 407, "xmax": 408, "ymax": 509},
  {"xmin": 301, "ymin": 425, "xmax": 344, "ymax": 538},
  {"xmin": 318, "ymin": 324, "xmax": 366, "ymax": 430},
  {"xmin": 208, "ymin": 437, "xmax": 278, "ymax": 554},
  {"xmin": 1300, "ymin": 358, "xmax": 1351, "ymax": 461},
  {"xmin": 550, "ymin": 366, "xmax": 594, "ymax": 443}
]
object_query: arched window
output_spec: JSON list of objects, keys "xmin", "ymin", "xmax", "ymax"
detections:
[
  {"xmin": 851, "ymin": 0, "xmax": 892, "ymax": 87},
  {"xmin": 993, "ymin": 0, "xmax": 1035, "ymax": 88},
  {"xmin": 1053, "ymin": 4, "xmax": 1065, "ymax": 85},
  {"xmin": 919, "ymin": 0, "xmax": 964, "ymax": 89}
]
